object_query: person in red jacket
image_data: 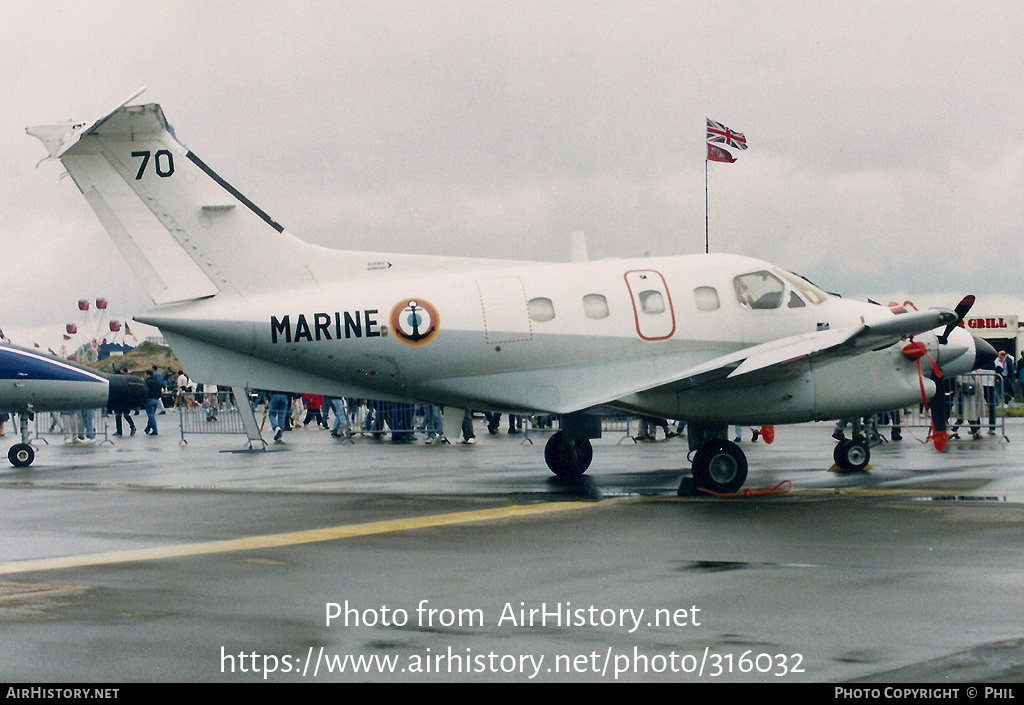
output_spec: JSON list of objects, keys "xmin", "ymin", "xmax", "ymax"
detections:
[{"xmin": 301, "ymin": 394, "xmax": 327, "ymax": 429}]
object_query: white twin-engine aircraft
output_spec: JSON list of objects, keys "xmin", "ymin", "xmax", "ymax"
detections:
[{"xmin": 27, "ymin": 91, "xmax": 995, "ymax": 494}]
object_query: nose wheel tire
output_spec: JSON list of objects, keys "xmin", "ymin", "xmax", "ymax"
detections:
[
  {"xmin": 833, "ymin": 439, "xmax": 870, "ymax": 472},
  {"xmin": 8, "ymin": 443, "xmax": 35, "ymax": 468}
]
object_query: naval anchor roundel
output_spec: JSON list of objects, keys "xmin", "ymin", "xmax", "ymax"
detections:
[{"xmin": 390, "ymin": 299, "xmax": 440, "ymax": 346}]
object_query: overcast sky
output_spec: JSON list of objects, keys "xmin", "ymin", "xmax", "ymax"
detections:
[{"xmin": 3, "ymin": 0, "xmax": 1023, "ymax": 352}]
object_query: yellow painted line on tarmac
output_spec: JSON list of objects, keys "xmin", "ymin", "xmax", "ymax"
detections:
[{"xmin": 0, "ymin": 501, "xmax": 593, "ymax": 576}]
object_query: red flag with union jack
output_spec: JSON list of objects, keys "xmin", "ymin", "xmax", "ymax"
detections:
[{"xmin": 706, "ymin": 118, "xmax": 748, "ymax": 150}]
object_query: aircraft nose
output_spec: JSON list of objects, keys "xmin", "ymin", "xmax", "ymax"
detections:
[{"xmin": 972, "ymin": 334, "xmax": 998, "ymax": 371}]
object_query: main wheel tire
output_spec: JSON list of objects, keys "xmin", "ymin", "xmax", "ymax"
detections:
[
  {"xmin": 544, "ymin": 431, "xmax": 593, "ymax": 478},
  {"xmin": 8, "ymin": 443, "xmax": 35, "ymax": 468},
  {"xmin": 833, "ymin": 440, "xmax": 850, "ymax": 467},
  {"xmin": 833, "ymin": 439, "xmax": 869, "ymax": 472},
  {"xmin": 691, "ymin": 440, "xmax": 747, "ymax": 494}
]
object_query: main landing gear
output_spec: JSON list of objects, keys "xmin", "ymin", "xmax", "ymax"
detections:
[
  {"xmin": 542, "ymin": 417, "xmax": 751, "ymax": 495},
  {"xmin": 676, "ymin": 424, "xmax": 749, "ymax": 496},
  {"xmin": 543, "ymin": 413, "xmax": 601, "ymax": 479},
  {"xmin": 544, "ymin": 431, "xmax": 593, "ymax": 478},
  {"xmin": 688, "ymin": 438, "xmax": 748, "ymax": 494}
]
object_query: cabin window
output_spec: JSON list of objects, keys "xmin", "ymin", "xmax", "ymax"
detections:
[
  {"xmin": 734, "ymin": 271, "xmax": 785, "ymax": 310},
  {"xmin": 527, "ymin": 297, "xmax": 556, "ymax": 322},
  {"xmin": 583, "ymin": 294, "xmax": 609, "ymax": 319},
  {"xmin": 694, "ymin": 286, "xmax": 720, "ymax": 311},
  {"xmin": 638, "ymin": 290, "xmax": 665, "ymax": 314},
  {"xmin": 788, "ymin": 291, "xmax": 806, "ymax": 308}
]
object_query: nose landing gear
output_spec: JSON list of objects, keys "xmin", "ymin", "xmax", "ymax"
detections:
[
  {"xmin": 832, "ymin": 438, "xmax": 870, "ymax": 472},
  {"xmin": 7, "ymin": 411, "xmax": 37, "ymax": 468}
]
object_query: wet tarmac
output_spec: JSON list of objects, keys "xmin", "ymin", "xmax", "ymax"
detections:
[{"xmin": 1, "ymin": 415, "xmax": 1023, "ymax": 683}]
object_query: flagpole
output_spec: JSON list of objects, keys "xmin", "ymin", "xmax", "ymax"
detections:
[
  {"xmin": 704, "ymin": 159, "xmax": 709, "ymax": 254},
  {"xmin": 705, "ymin": 118, "xmax": 747, "ymax": 256}
]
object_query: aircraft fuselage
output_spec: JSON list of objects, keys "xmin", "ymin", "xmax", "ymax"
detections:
[{"xmin": 137, "ymin": 252, "xmax": 938, "ymax": 424}]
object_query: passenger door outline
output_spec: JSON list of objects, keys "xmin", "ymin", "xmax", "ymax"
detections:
[{"xmin": 624, "ymin": 269, "xmax": 676, "ymax": 341}]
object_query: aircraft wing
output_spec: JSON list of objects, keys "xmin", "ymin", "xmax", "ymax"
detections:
[
  {"xmin": 636, "ymin": 307, "xmax": 958, "ymax": 396},
  {"xmin": 420, "ymin": 308, "xmax": 957, "ymax": 414}
]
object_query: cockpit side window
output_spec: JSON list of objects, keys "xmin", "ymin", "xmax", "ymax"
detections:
[{"xmin": 734, "ymin": 271, "xmax": 785, "ymax": 310}]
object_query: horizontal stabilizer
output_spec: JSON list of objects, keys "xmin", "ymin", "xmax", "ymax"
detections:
[{"xmin": 28, "ymin": 86, "xmax": 147, "ymax": 160}]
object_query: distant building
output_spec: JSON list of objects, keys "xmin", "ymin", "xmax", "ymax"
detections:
[{"xmin": 963, "ymin": 315, "xmax": 1021, "ymax": 358}]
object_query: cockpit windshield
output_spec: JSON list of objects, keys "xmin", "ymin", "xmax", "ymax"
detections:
[
  {"xmin": 733, "ymin": 271, "xmax": 785, "ymax": 309},
  {"xmin": 774, "ymin": 268, "xmax": 829, "ymax": 305},
  {"xmin": 733, "ymin": 268, "xmax": 830, "ymax": 310}
]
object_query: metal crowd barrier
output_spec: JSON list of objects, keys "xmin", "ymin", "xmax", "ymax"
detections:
[
  {"xmin": 177, "ymin": 389, "xmax": 249, "ymax": 443},
  {"xmin": 223, "ymin": 399, "xmax": 565, "ymax": 445},
  {"xmin": 600, "ymin": 416, "xmax": 639, "ymax": 444},
  {"xmin": 173, "ymin": 376, "xmax": 1015, "ymax": 449},
  {"xmin": 31, "ymin": 409, "xmax": 113, "ymax": 445},
  {"xmin": 946, "ymin": 371, "xmax": 1009, "ymax": 440},
  {"xmin": 172, "ymin": 394, "xmax": 692, "ymax": 446},
  {"xmin": 841, "ymin": 371, "xmax": 1008, "ymax": 443}
]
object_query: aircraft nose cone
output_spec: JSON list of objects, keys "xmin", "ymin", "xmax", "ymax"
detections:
[{"xmin": 972, "ymin": 334, "xmax": 998, "ymax": 371}]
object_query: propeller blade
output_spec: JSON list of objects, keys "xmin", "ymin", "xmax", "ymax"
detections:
[
  {"xmin": 954, "ymin": 295, "xmax": 975, "ymax": 320},
  {"xmin": 938, "ymin": 295, "xmax": 975, "ymax": 344}
]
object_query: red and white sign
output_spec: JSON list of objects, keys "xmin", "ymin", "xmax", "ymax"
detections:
[{"xmin": 964, "ymin": 315, "xmax": 1018, "ymax": 333}]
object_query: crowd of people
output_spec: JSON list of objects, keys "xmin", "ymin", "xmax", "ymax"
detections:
[
  {"xmin": 24, "ymin": 366, "xmax": 226, "ymax": 442},
  {"xmin": 12, "ymin": 348, "xmax": 1022, "ymax": 448},
  {"xmin": 258, "ymin": 393, "xmax": 503, "ymax": 445}
]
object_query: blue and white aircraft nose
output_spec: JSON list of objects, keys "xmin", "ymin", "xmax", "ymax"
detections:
[{"xmin": 0, "ymin": 343, "xmax": 109, "ymax": 412}]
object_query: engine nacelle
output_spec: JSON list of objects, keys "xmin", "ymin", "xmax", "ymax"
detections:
[
  {"xmin": 672, "ymin": 343, "xmax": 933, "ymax": 425},
  {"xmin": 812, "ymin": 344, "xmax": 934, "ymax": 421}
]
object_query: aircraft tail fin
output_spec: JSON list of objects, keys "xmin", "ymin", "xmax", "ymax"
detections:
[{"xmin": 28, "ymin": 96, "xmax": 319, "ymax": 304}]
